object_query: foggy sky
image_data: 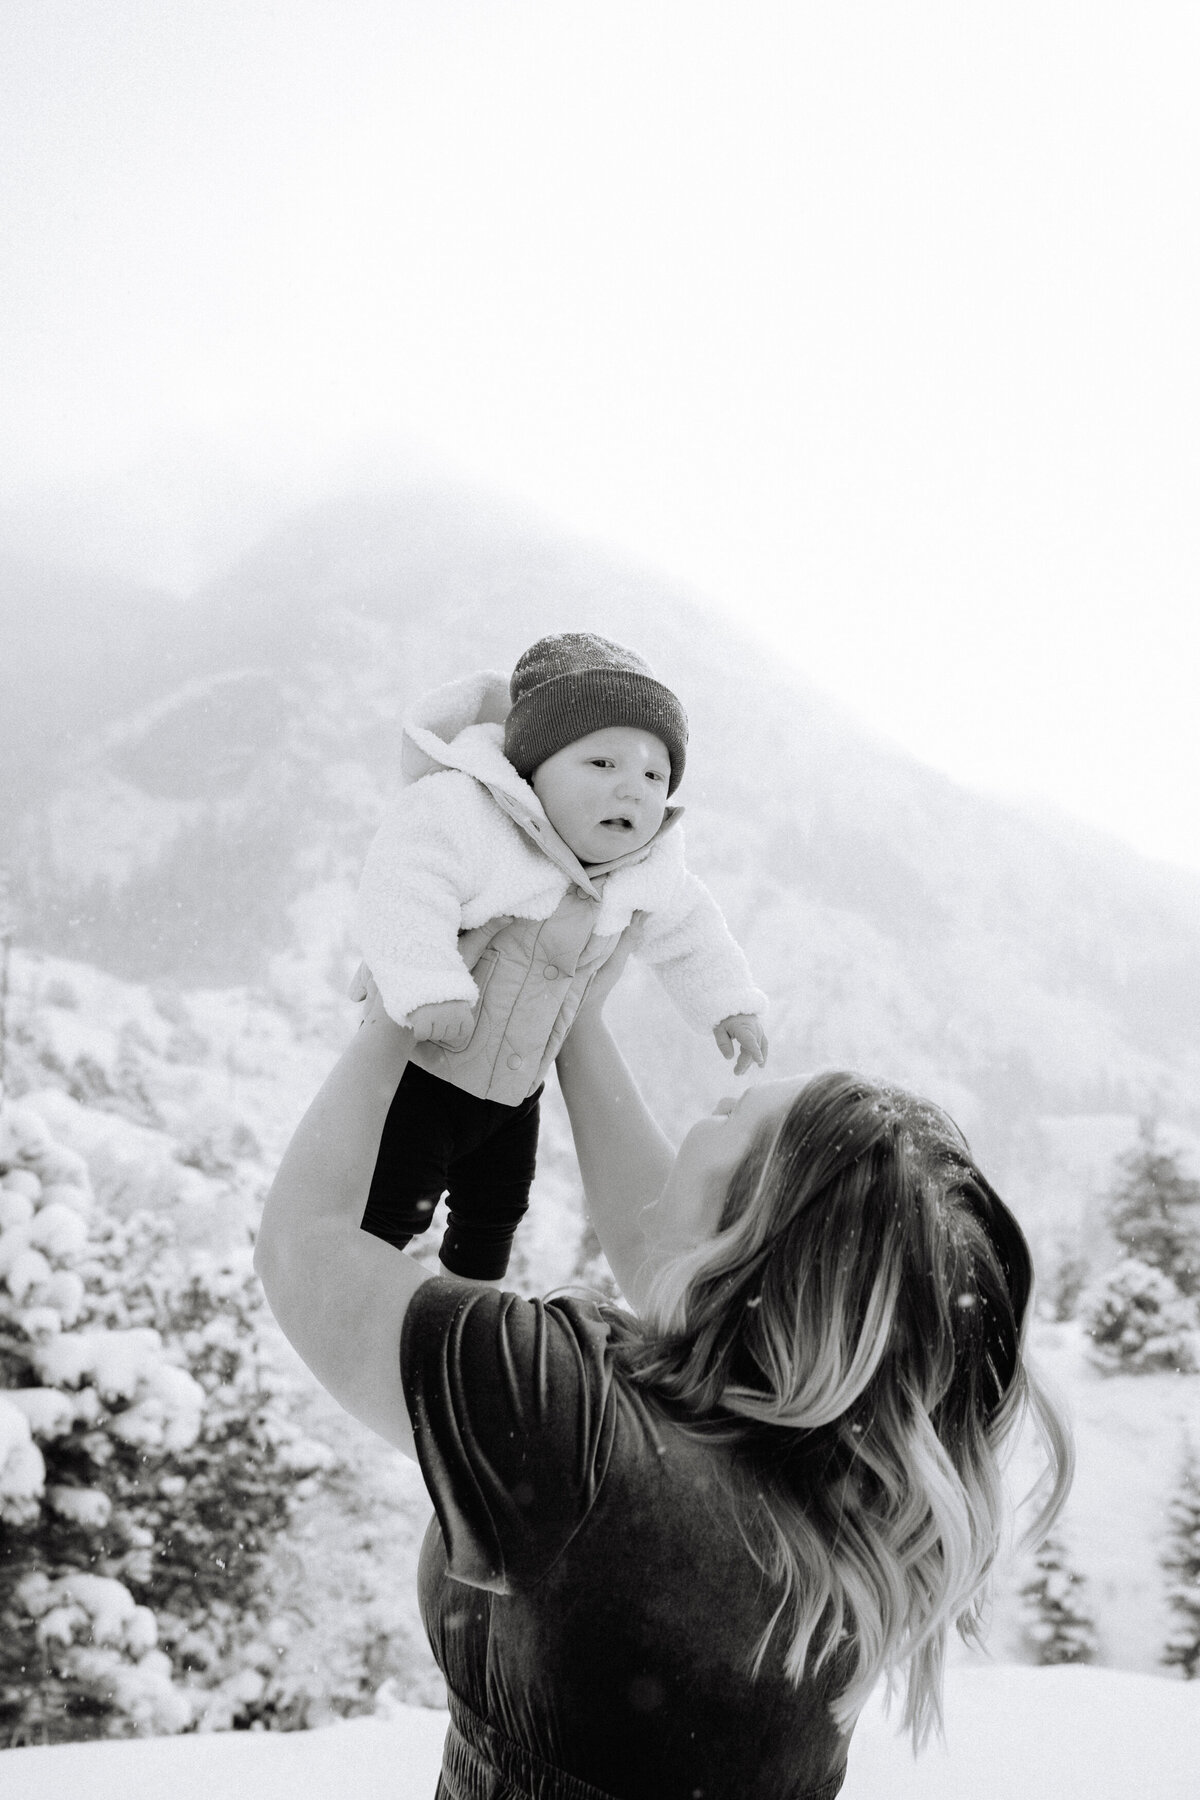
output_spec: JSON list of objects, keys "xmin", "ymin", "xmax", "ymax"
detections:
[{"xmin": 3, "ymin": 1, "xmax": 1198, "ymax": 871}]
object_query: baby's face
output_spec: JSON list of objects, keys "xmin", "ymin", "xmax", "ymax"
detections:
[{"xmin": 531, "ymin": 726, "xmax": 671, "ymax": 864}]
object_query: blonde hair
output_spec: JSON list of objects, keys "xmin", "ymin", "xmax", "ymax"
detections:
[{"xmin": 606, "ymin": 1072, "xmax": 1073, "ymax": 1748}]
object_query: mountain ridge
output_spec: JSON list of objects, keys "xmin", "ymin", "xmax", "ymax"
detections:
[{"xmin": 5, "ymin": 486, "xmax": 1198, "ymax": 1198}]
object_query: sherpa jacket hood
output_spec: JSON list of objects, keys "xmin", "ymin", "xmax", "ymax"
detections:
[
  {"xmin": 398, "ymin": 669, "xmax": 685, "ymax": 895},
  {"xmin": 356, "ymin": 671, "xmax": 766, "ymax": 1104}
]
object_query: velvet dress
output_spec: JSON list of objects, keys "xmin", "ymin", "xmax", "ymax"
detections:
[{"xmin": 400, "ymin": 1279, "xmax": 852, "ymax": 1800}]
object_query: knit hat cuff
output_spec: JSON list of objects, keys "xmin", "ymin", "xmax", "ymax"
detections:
[{"xmin": 505, "ymin": 668, "xmax": 688, "ymax": 793}]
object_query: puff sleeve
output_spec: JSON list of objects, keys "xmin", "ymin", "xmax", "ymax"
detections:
[{"xmin": 400, "ymin": 1280, "xmax": 620, "ymax": 1592}]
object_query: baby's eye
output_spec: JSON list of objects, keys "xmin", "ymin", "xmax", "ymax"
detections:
[
  {"xmin": 646, "ymin": 769, "xmax": 666, "ymax": 783},
  {"xmin": 589, "ymin": 758, "xmax": 614, "ymax": 769}
]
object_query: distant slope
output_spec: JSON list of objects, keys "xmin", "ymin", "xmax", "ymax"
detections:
[
  {"xmin": 5, "ymin": 485, "xmax": 1199, "ymax": 1185},
  {"xmin": 0, "ymin": 553, "xmax": 185, "ymax": 818}
]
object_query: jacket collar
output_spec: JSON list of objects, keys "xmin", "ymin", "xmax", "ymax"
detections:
[{"xmin": 401, "ymin": 670, "xmax": 684, "ymax": 897}]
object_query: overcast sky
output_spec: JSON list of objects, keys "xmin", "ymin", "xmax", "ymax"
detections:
[{"xmin": 3, "ymin": 1, "xmax": 1198, "ymax": 871}]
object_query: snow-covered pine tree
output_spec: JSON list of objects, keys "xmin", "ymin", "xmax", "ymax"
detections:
[
  {"xmin": 1162, "ymin": 1439, "xmax": 1200, "ymax": 1680},
  {"xmin": 0, "ymin": 1101, "xmax": 196, "ymax": 1742},
  {"xmin": 1019, "ymin": 1532, "xmax": 1098, "ymax": 1666},
  {"xmin": 0, "ymin": 1095, "xmax": 335, "ymax": 1744},
  {"xmin": 1040, "ymin": 1228, "xmax": 1090, "ymax": 1322},
  {"xmin": 1082, "ymin": 1257, "xmax": 1199, "ymax": 1374},
  {"xmin": 74, "ymin": 1214, "xmax": 340, "ymax": 1731},
  {"xmin": 1106, "ymin": 1120, "xmax": 1200, "ymax": 1296}
]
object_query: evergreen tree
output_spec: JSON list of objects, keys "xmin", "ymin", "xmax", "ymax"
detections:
[
  {"xmin": 0, "ymin": 1095, "xmax": 336, "ymax": 1744},
  {"xmin": 1041, "ymin": 1228, "xmax": 1089, "ymax": 1323},
  {"xmin": 1019, "ymin": 1532, "xmax": 1098, "ymax": 1666},
  {"xmin": 1106, "ymin": 1120, "xmax": 1200, "ymax": 1296},
  {"xmin": 1162, "ymin": 1440, "xmax": 1200, "ymax": 1679},
  {"xmin": 1082, "ymin": 1257, "xmax": 1199, "ymax": 1374}
]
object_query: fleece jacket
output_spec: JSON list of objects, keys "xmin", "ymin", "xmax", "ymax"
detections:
[{"xmin": 355, "ymin": 670, "xmax": 767, "ymax": 1105}]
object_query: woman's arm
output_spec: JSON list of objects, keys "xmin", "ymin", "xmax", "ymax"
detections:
[
  {"xmin": 554, "ymin": 987, "xmax": 676, "ymax": 1309},
  {"xmin": 253, "ymin": 997, "xmax": 432, "ymax": 1460}
]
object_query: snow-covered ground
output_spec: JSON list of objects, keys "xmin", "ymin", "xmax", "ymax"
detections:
[{"xmin": 3, "ymin": 1666, "xmax": 1198, "ymax": 1800}]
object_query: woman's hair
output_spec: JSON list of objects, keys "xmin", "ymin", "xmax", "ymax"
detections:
[{"xmin": 606, "ymin": 1071, "xmax": 1073, "ymax": 1748}]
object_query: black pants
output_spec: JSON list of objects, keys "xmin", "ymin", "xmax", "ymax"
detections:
[{"xmin": 361, "ymin": 1061, "xmax": 541, "ymax": 1280}]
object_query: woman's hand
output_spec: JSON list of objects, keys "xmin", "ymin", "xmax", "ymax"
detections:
[
  {"xmin": 573, "ymin": 935, "xmax": 635, "ymax": 1021},
  {"xmin": 348, "ymin": 962, "xmax": 396, "ymax": 1030},
  {"xmin": 347, "ymin": 960, "xmax": 374, "ymax": 1007}
]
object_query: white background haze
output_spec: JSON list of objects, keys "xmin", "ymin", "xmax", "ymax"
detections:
[{"xmin": 2, "ymin": 1, "xmax": 1198, "ymax": 869}]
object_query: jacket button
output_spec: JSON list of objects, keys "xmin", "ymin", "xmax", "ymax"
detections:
[
  {"xmin": 507, "ymin": 1053, "xmax": 523, "ymax": 1070},
  {"xmin": 543, "ymin": 965, "xmax": 559, "ymax": 980}
]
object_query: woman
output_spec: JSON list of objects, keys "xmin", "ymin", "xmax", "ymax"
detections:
[{"xmin": 255, "ymin": 961, "xmax": 1072, "ymax": 1800}]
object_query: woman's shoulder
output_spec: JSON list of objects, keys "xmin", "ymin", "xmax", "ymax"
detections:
[
  {"xmin": 400, "ymin": 1280, "xmax": 636, "ymax": 1589},
  {"xmin": 400, "ymin": 1278, "xmax": 703, "ymax": 1459},
  {"xmin": 402, "ymin": 1275, "xmax": 616, "ymax": 1340},
  {"xmin": 400, "ymin": 1279, "xmax": 674, "ymax": 1474},
  {"xmin": 403, "ymin": 1281, "xmax": 719, "ymax": 1482}
]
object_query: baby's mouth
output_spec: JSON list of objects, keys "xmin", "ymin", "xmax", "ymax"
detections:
[{"xmin": 600, "ymin": 815, "xmax": 635, "ymax": 832}]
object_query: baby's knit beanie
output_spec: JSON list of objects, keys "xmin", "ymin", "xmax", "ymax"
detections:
[{"xmin": 504, "ymin": 632, "xmax": 688, "ymax": 794}]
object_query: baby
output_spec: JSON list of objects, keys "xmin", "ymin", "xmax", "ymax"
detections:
[{"xmin": 355, "ymin": 631, "xmax": 768, "ymax": 1281}]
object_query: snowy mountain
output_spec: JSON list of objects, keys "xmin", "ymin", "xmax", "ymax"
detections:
[{"xmin": 4, "ymin": 482, "xmax": 1200, "ymax": 1252}]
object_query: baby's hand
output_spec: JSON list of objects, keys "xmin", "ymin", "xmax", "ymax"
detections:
[
  {"xmin": 713, "ymin": 1014, "xmax": 768, "ymax": 1076},
  {"xmin": 407, "ymin": 1000, "xmax": 476, "ymax": 1049}
]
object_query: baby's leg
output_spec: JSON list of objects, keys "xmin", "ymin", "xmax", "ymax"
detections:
[
  {"xmin": 360, "ymin": 1063, "xmax": 462, "ymax": 1249},
  {"xmin": 438, "ymin": 1087, "xmax": 542, "ymax": 1281}
]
